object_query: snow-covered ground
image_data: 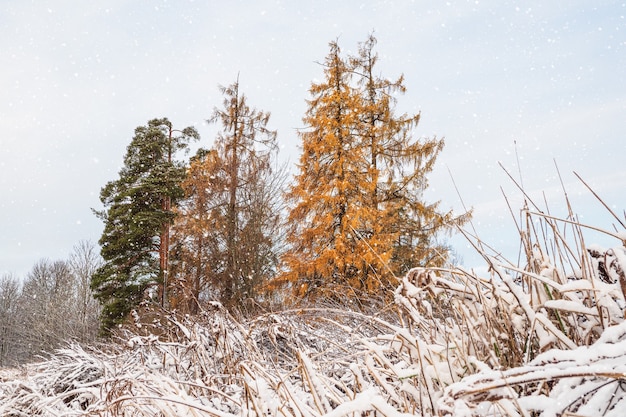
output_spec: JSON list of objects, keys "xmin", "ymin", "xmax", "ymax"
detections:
[
  {"xmin": 0, "ymin": 367, "xmax": 27, "ymax": 383},
  {"xmin": 2, "ymin": 211, "xmax": 625, "ymax": 416}
]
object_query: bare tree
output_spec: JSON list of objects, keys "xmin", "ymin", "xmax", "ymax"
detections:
[
  {"xmin": 0, "ymin": 274, "xmax": 20, "ymax": 366},
  {"xmin": 16, "ymin": 260, "xmax": 75, "ymax": 360},
  {"xmin": 68, "ymin": 240, "xmax": 102, "ymax": 343},
  {"xmin": 170, "ymin": 81, "xmax": 283, "ymax": 313},
  {"xmin": 13, "ymin": 250, "xmax": 101, "ymax": 363}
]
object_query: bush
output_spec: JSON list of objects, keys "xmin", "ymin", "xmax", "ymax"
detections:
[{"xmin": 1, "ymin": 188, "xmax": 625, "ymax": 416}]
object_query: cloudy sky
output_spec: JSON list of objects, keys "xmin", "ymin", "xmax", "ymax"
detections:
[{"xmin": 1, "ymin": 0, "xmax": 625, "ymax": 277}]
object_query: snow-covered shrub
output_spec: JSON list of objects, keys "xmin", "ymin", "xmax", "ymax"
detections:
[
  {"xmin": 439, "ymin": 319, "xmax": 626, "ymax": 416},
  {"xmin": 434, "ymin": 202, "xmax": 626, "ymax": 415},
  {"xmin": 0, "ymin": 200, "xmax": 624, "ymax": 416}
]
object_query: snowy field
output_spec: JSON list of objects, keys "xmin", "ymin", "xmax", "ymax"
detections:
[{"xmin": 1, "ymin": 209, "xmax": 626, "ymax": 416}]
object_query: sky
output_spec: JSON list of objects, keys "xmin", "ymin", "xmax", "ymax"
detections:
[{"xmin": 1, "ymin": 0, "xmax": 625, "ymax": 278}]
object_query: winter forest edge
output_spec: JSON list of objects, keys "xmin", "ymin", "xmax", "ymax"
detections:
[{"xmin": 1, "ymin": 36, "xmax": 626, "ymax": 417}]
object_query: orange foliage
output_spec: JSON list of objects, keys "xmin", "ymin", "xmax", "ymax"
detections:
[{"xmin": 276, "ymin": 36, "xmax": 470, "ymax": 303}]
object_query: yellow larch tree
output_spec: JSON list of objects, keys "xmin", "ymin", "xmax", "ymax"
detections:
[
  {"xmin": 351, "ymin": 34, "xmax": 469, "ymax": 275},
  {"xmin": 280, "ymin": 40, "xmax": 388, "ymax": 301},
  {"xmin": 278, "ymin": 36, "xmax": 469, "ymax": 304}
]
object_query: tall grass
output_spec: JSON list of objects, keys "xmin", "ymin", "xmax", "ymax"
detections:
[{"xmin": 1, "ymin": 178, "xmax": 625, "ymax": 416}]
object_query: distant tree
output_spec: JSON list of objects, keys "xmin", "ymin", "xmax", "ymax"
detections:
[
  {"xmin": 0, "ymin": 247, "xmax": 101, "ymax": 365},
  {"xmin": 17, "ymin": 260, "xmax": 76, "ymax": 360},
  {"xmin": 92, "ymin": 118, "xmax": 199, "ymax": 333},
  {"xmin": 68, "ymin": 240, "xmax": 102, "ymax": 342},
  {"xmin": 0, "ymin": 274, "xmax": 20, "ymax": 366},
  {"xmin": 170, "ymin": 80, "xmax": 282, "ymax": 312},
  {"xmin": 278, "ymin": 36, "xmax": 469, "ymax": 303}
]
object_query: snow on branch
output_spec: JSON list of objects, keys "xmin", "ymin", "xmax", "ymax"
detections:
[{"xmin": 1, "ymin": 208, "xmax": 625, "ymax": 416}]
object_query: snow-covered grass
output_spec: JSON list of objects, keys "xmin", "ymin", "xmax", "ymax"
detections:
[{"xmin": 1, "ymin": 200, "xmax": 625, "ymax": 416}]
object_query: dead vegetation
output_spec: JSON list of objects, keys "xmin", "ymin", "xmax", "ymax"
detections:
[{"xmin": 1, "ymin": 178, "xmax": 625, "ymax": 416}]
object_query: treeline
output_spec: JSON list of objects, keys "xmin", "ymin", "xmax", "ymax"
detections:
[
  {"xmin": 0, "ymin": 241, "xmax": 101, "ymax": 366},
  {"xmin": 1, "ymin": 35, "xmax": 470, "ymax": 346},
  {"xmin": 91, "ymin": 35, "xmax": 469, "ymax": 333}
]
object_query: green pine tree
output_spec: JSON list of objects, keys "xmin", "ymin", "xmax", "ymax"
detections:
[{"xmin": 91, "ymin": 118, "xmax": 199, "ymax": 333}]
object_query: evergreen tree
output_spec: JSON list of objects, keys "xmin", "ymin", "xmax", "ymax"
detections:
[
  {"xmin": 278, "ymin": 36, "xmax": 469, "ymax": 303},
  {"xmin": 92, "ymin": 118, "xmax": 199, "ymax": 332},
  {"xmin": 170, "ymin": 81, "xmax": 282, "ymax": 312}
]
